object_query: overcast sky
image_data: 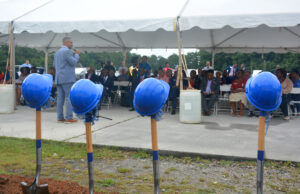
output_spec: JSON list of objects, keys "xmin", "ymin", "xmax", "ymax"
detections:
[{"xmin": 130, "ymin": 49, "xmax": 197, "ymax": 58}]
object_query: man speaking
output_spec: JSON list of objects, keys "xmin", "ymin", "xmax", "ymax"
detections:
[{"xmin": 54, "ymin": 37, "xmax": 80, "ymax": 123}]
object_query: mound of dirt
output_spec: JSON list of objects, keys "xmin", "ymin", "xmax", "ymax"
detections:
[{"xmin": 0, "ymin": 174, "xmax": 108, "ymax": 194}]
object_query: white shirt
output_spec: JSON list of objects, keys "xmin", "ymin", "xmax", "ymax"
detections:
[{"xmin": 202, "ymin": 66, "xmax": 213, "ymax": 71}]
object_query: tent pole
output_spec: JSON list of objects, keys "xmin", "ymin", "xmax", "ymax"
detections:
[
  {"xmin": 9, "ymin": 22, "xmax": 15, "ymax": 85},
  {"xmin": 261, "ymin": 52, "xmax": 266, "ymax": 71},
  {"xmin": 44, "ymin": 51, "xmax": 48, "ymax": 73},
  {"xmin": 122, "ymin": 49, "xmax": 126, "ymax": 67},
  {"xmin": 211, "ymin": 49, "xmax": 215, "ymax": 70},
  {"xmin": 9, "ymin": 21, "xmax": 16, "ymax": 109},
  {"xmin": 176, "ymin": 17, "xmax": 183, "ymax": 90}
]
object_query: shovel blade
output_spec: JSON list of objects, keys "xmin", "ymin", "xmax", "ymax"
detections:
[{"xmin": 21, "ymin": 181, "xmax": 49, "ymax": 194}]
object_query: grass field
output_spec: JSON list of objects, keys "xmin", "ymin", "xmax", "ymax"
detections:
[{"xmin": 0, "ymin": 136, "xmax": 299, "ymax": 193}]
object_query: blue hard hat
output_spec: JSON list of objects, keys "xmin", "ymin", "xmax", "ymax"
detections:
[
  {"xmin": 43, "ymin": 74, "xmax": 53, "ymax": 86},
  {"xmin": 70, "ymin": 79, "xmax": 103, "ymax": 115},
  {"xmin": 133, "ymin": 78, "xmax": 170, "ymax": 116},
  {"xmin": 245, "ymin": 72, "xmax": 282, "ymax": 111},
  {"xmin": 22, "ymin": 73, "xmax": 52, "ymax": 108}
]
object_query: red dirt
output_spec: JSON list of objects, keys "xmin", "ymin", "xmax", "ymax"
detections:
[{"xmin": 0, "ymin": 174, "xmax": 110, "ymax": 194}]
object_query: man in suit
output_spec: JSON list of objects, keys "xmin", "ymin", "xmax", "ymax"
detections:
[
  {"xmin": 201, "ymin": 69, "xmax": 220, "ymax": 116},
  {"xmin": 85, "ymin": 66, "xmax": 99, "ymax": 83},
  {"xmin": 54, "ymin": 37, "xmax": 79, "ymax": 123},
  {"xmin": 99, "ymin": 68, "xmax": 114, "ymax": 107}
]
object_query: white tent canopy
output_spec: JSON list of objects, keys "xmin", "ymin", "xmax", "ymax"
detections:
[{"xmin": 0, "ymin": 0, "xmax": 299, "ymax": 53}]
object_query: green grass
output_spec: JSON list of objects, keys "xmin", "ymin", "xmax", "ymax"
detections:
[
  {"xmin": 0, "ymin": 136, "xmax": 299, "ymax": 193},
  {"xmin": 207, "ymin": 181, "xmax": 235, "ymax": 191},
  {"xmin": 96, "ymin": 179, "xmax": 116, "ymax": 187},
  {"xmin": 117, "ymin": 168, "xmax": 132, "ymax": 173}
]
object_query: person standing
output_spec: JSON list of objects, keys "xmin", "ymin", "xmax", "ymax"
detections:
[
  {"xmin": 54, "ymin": 37, "xmax": 79, "ymax": 123},
  {"xmin": 202, "ymin": 61, "xmax": 213, "ymax": 71},
  {"xmin": 139, "ymin": 56, "xmax": 151, "ymax": 78},
  {"xmin": 226, "ymin": 63, "xmax": 238, "ymax": 83},
  {"xmin": 22, "ymin": 60, "xmax": 32, "ymax": 68}
]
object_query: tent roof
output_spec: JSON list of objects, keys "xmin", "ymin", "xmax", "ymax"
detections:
[
  {"xmin": 0, "ymin": 0, "xmax": 299, "ymax": 53},
  {"xmin": 1, "ymin": 0, "xmax": 299, "ymax": 33}
]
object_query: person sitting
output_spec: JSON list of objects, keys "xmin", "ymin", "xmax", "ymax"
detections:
[
  {"xmin": 226, "ymin": 63, "xmax": 238, "ymax": 84},
  {"xmin": 30, "ymin": 66, "xmax": 37, "ymax": 74},
  {"xmin": 189, "ymin": 70, "xmax": 197, "ymax": 88},
  {"xmin": 128, "ymin": 69, "xmax": 139, "ymax": 111},
  {"xmin": 243, "ymin": 70, "xmax": 257, "ymax": 117},
  {"xmin": 118, "ymin": 67, "xmax": 129, "ymax": 81},
  {"xmin": 193, "ymin": 68, "xmax": 203, "ymax": 89},
  {"xmin": 229, "ymin": 70, "xmax": 247, "ymax": 117},
  {"xmin": 85, "ymin": 66, "xmax": 99, "ymax": 83},
  {"xmin": 157, "ymin": 68, "xmax": 169, "ymax": 83},
  {"xmin": 290, "ymin": 69, "xmax": 300, "ymax": 116},
  {"xmin": 216, "ymin": 71, "xmax": 222, "ymax": 82},
  {"xmin": 151, "ymin": 70, "xmax": 158, "ymax": 78},
  {"xmin": 0, "ymin": 71, "xmax": 3, "ymax": 81},
  {"xmin": 201, "ymin": 70, "xmax": 220, "ymax": 116},
  {"xmin": 276, "ymin": 68, "xmax": 293, "ymax": 120},
  {"xmin": 0, "ymin": 65, "xmax": 19, "ymax": 84},
  {"xmin": 108, "ymin": 69, "xmax": 117, "ymax": 81},
  {"xmin": 16, "ymin": 65, "xmax": 30, "ymax": 105},
  {"xmin": 99, "ymin": 68, "xmax": 114, "ymax": 107},
  {"xmin": 221, "ymin": 70, "xmax": 231, "ymax": 85}
]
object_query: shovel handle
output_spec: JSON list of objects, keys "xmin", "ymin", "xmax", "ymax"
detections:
[
  {"xmin": 151, "ymin": 118, "xmax": 159, "ymax": 194},
  {"xmin": 85, "ymin": 121, "xmax": 94, "ymax": 194},
  {"xmin": 36, "ymin": 108, "xmax": 41, "ymax": 141},
  {"xmin": 86, "ymin": 122, "xmax": 93, "ymax": 154},
  {"xmin": 36, "ymin": 108, "xmax": 42, "ymax": 185},
  {"xmin": 151, "ymin": 119, "xmax": 158, "ymax": 151},
  {"xmin": 257, "ymin": 112, "xmax": 266, "ymax": 194}
]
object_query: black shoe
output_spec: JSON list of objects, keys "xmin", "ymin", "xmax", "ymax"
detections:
[
  {"xmin": 129, "ymin": 108, "xmax": 135, "ymax": 111},
  {"xmin": 171, "ymin": 110, "xmax": 176, "ymax": 115}
]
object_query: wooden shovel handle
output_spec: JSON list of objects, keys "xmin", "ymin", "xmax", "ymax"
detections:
[
  {"xmin": 151, "ymin": 118, "xmax": 158, "ymax": 151},
  {"xmin": 258, "ymin": 116, "xmax": 266, "ymax": 151},
  {"xmin": 36, "ymin": 109, "xmax": 41, "ymax": 140},
  {"xmin": 85, "ymin": 122, "xmax": 93, "ymax": 153}
]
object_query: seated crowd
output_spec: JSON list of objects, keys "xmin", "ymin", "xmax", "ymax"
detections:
[{"xmin": 2, "ymin": 58, "xmax": 299, "ymax": 120}]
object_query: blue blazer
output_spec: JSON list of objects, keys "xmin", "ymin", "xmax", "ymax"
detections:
[{"xmin": 54, "ymin": 46, "xmax": 79, "ymax": 85}]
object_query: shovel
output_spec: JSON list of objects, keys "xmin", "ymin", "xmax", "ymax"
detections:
[
  {"xmin": 85, "ymin": 114, "xmax": 94, "ymax": 194},
  {"xmin": 257, "ymin": 111, "xmax": 266, "ymax": 194},
  {"xmin": 21, "ymin": 108, "xmax": 49, "ymax": 194},
  {"xmin": 151, "ymin": 118, "xmax": 160, "ymax": 194}
]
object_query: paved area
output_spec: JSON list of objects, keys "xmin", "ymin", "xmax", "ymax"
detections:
[{"xmin": 0, "ymin": 105, "xmax": 300, "ymax": 162}]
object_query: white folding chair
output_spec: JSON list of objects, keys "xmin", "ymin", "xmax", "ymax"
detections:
[
  {"xmin": 215, "ymin": 84, "xmax": 231, "ymax": 115},
  {"xmin": 289, "ymin": 88, "xmax": 300, "ymax": 117}
]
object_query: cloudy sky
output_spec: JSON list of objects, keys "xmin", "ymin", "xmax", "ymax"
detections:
[{"xmin": 130, "ymin": 49, "xmax": 197, "ymax": 58}]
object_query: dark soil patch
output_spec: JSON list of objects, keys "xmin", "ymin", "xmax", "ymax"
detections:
[{"xmin": 0, "ymin": 174, "xmax": 115, "ymax": 194}]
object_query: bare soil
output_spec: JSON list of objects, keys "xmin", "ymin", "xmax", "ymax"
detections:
[{"xmin": 0, "ymin": 174, "xmax": 112, "ymax": 194}]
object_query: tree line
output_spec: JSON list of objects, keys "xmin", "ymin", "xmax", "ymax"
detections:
[{"xmin": 0, "ymin": 46, "xmax": 299, "ymax": 73}]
